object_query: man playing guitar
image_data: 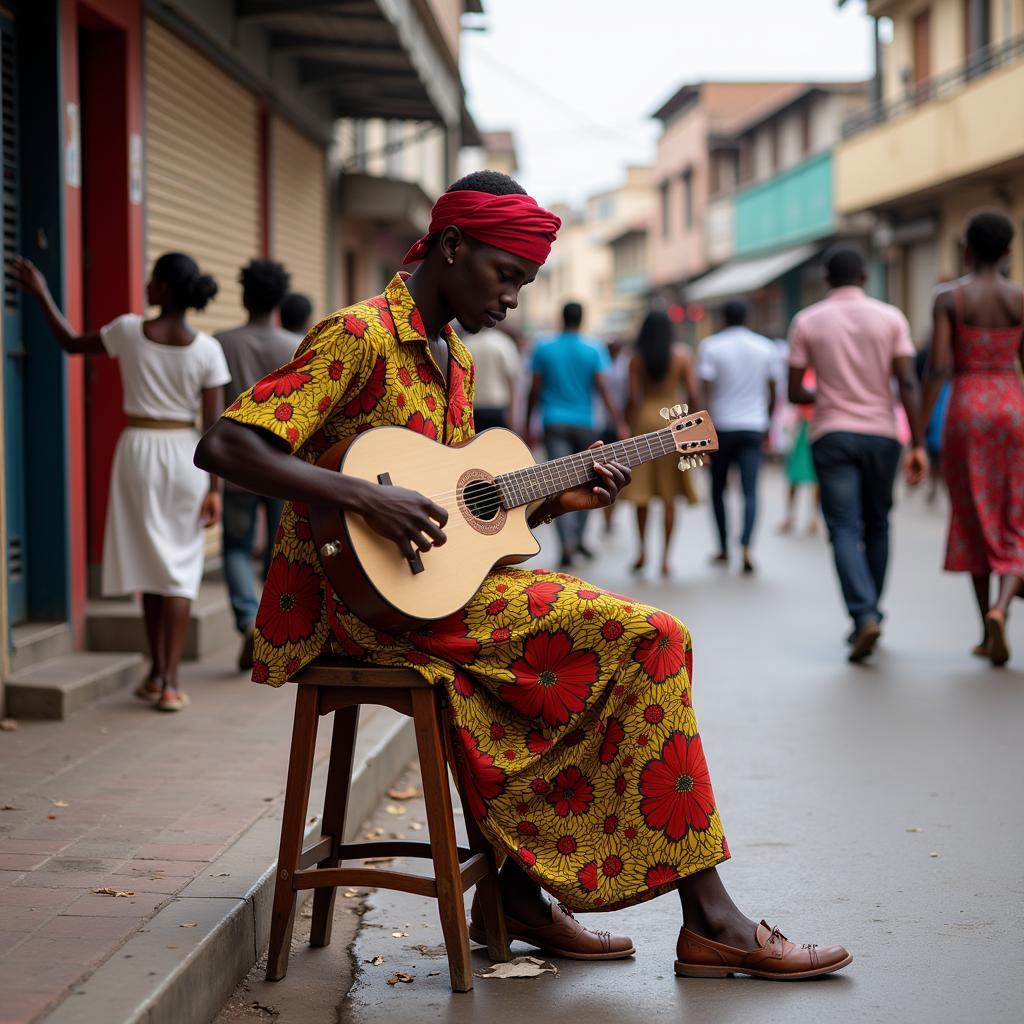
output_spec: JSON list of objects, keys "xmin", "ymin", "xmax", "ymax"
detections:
[{"xmin": 195, "ymin": 171, "xmax": 851, "ymax": 981}]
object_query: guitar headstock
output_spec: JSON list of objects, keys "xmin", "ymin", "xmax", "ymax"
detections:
[{"xmin": 660, "ymin": 405, "xmax": 719, "ymax": 470}]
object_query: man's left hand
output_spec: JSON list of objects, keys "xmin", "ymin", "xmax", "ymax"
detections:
[{"xmin": 549, "ymin": 440, "xmax": 631, "ymax": 515}]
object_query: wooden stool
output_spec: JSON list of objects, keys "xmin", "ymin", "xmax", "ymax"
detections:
[{"xmin": 266, "ymin": 656, "xmax": 511, "ymax": 992}]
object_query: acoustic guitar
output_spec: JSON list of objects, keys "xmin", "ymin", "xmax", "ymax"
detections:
[{"xmin": 309, "ymin": 406, "xmax": 718, "ymax": 633}]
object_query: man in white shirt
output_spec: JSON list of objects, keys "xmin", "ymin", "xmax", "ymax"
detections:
[
  {"xmin": 697, "ymin": 301, "xmax": 778, "ymax": 573},
  {"xmin": 462, "ymin": 325, "xmax": 521, "ymax": 431}
]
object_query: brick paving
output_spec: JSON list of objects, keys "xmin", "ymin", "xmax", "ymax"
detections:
[{"xmin": 0, "ymin": 641, "xmax": 344, "ymax": 1024}]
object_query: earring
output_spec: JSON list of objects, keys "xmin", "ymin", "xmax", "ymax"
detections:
[{"xmin": 446, "ymin": 256, "xmax": 454, "ymax": 265}]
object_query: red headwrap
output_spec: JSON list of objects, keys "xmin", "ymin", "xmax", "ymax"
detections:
[{"xmin": 402, "ymin": 190, "xmax": 561, "ymax": 267}]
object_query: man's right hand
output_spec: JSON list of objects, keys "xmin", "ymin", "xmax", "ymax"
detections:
[
  {"xmin": 903, "ymin": 446, "xmax": 928, "ymax": 487},
  {"xmin": 347, "ymin": 478, "xmax": 449, "ymax": 562}
]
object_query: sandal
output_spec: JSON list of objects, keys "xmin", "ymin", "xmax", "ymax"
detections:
[
  {"xmin": 135, "ymin": 682, "xmax": 162, "ymax": 703},
  {"xmin": 156, "ymin": 691, "xmax": 191, "ymax": 712},
  {"xmin": 984, "ymin": 611, "xmax": 1010, "ymax": 667}
]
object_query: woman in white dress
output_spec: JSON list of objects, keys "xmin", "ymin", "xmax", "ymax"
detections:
[{"xmin": 14, "ymin": 252, "xmax": 230, "ymax": 711}]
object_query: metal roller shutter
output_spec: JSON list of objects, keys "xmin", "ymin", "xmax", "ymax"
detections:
[
  {"xmin": 269, "ymin": 115, "xmax": 331, "ymax": 320},
  {"xmin": 144, "ymin": 19, "xmax": 260, "ymax": 334}
]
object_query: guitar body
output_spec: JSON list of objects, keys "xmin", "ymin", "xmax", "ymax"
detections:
[{"xmin": 309, "ymin": 427, "xmax": 541, "ymax": 634}]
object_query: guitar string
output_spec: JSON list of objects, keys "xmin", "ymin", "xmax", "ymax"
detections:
[
  {"xmin": 379, "ymin": 438, "xmax": 708, "ymax": 508},
  {"xmin": 341, "ymin": 464, "xmax": 704, "ymax": 537},
  {"xmin": 352, "ymin": 422, "xmax": 708, "ymax": 506}
]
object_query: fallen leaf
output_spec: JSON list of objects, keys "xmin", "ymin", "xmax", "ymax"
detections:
[
  {"xmin": 386, "ymin": 786, "xmax": 419, "ymax": 801},
  {"xmin": 391, "ymin": 931, "xmax": 408, "ymax": 938},
  {"xmin": 385, "ymin": 804, "xmax": 407, "ymax": 816},
  {"xmin": 475, "ymin": 956, "xmax": 558, "ymax": 980},
  {"xmin": 2, "ymin": 805, "xmax": 18, "ymax": 811},
  {"xmin": 0, "ymin": 718, "xmax": 18, "ymax": 731},
  {"xmin": 93, "ymin": 887, "xmax": 135, "ymax": 898},
  {"xmin": 410, "ymin": 822, "xmax": 424, "ymax": 832},
  {"xmin": 365, "ymin": 955, "xmax": 385, "ymax": 966},
  {"xmin": 413, "ymin": 943, "xmax": 447, "ymax": 959},
  {"xmin": 179, "ymin": 922, "xmax": 198, "ymax": 928},
  {"xmin": 166, "ymin": 944, "xmax": 177, "ymax": 949},
  {"xmin": 47, "ymin": 814, "xmax": 58, "ymax": 820},
  {"xmin": 386, "ymin": 972, "xmax": 415, "ymax": 986},
  {"xmin": 906, "ymin": 827, "xmax": 924, "ymax": 833},
  {"xmin": 214, "ymin": 872, "xmax": 230, "ymax": 877},
  {"xmin": 364, "ymin": 857, "xmax": 395, "ymax": 865},
  {"xmin": 364, "ymin": 827, "xmax": 384, "ymax": 839},
  {"xmin": 363, "ymin": 922, "xmax": 384, "ymax": 928},
  {"xmin": 343, "ymin": 890, "xmax": 359, "ymax": 898},
  {"xmin": 51, "ymin": 800, "xmax": 69, "ymax": 808},
  {"xmin": 929, "ymin": 852, "xmax": 940, "ymax": 858}
]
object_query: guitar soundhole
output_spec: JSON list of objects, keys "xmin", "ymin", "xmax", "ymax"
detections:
[{"xmin": 463, "ymin": 479, "xmax": 501, "ymax": 521}]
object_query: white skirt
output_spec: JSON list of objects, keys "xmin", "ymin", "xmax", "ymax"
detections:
[{"xmin": 101, "ymin": 427, "xmax": 207, "ymax": 600}]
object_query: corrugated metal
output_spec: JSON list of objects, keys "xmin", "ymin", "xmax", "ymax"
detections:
[
  {"xmin": 269, "ymin": 115, "xmax": 331, "ymax": 320},
  {"xmin": 144, "ymin": 19, "xmax": 260, "ymax": 334}
]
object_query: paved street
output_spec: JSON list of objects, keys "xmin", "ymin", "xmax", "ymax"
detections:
[{"xmin": 334, "ymin": 469, "xmax": 1023, "ymax": 1024}]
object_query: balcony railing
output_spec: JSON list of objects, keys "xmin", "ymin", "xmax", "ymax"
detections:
[{"xmin": 842, "ymin": 32, "xmax": 1024, "ymax": 139}]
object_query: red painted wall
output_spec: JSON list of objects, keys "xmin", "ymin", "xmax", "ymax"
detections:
[{"xmin": 73, "ymin": 0, "xmax": 144, "ymax": 591}]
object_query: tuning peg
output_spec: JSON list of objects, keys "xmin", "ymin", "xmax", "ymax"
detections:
[
  {"xmin": 697, "ymin": 456, "xmax": 704, "ymax": 467},
  {"xmin": 681, "ymin": 404, "xmax": 688, "ymax": 415},
  {"xmin": 670, "ymin": 403, "xmax": 683, "ymax": 417},
  {"xmin": 659, "ymin": 407, "xmax": 671, "ymax": 420}
]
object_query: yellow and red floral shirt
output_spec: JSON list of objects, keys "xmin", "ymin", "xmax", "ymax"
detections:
[{"xmin": 222, "ymin": 273, "xmax": 475, "ymax": 688}]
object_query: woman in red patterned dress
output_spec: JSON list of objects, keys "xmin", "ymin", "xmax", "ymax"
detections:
[{"xmin": 923, "ymin": 211, "xmax": 1024, "ymax": 666}]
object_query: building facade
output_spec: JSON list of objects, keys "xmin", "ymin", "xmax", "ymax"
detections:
[
  {"xmin": 687, "ymin": 81, "xmax": 871, "ymax": 334},
  {"xmin": 835, "ymin": 0, "xmax": 1024, "ymax": 338},
  {"xmin": 1, "ymin": 0, "xmax": 477, "ymax": 714}
]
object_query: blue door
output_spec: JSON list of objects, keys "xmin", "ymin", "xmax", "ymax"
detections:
[{"xmin": 1, "ymin": 12, "xmax": 26, "ymax": 624}]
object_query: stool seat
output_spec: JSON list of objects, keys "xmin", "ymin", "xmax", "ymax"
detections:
[{"xmin": 266, "ymin": 655, "xmax": 510, "ymax": 992}]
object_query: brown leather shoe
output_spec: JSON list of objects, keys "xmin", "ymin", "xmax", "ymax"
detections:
[
  {"xmin": 848, "ymin": 620, "xmax": 881, "ymax": 663},
  {"xmin": 675, "ymin": 920, "xmax": 852, "ymax": 980},
  {"xmin": 470, "ymin": 898, "xmax": 635, "ymax": 960}
]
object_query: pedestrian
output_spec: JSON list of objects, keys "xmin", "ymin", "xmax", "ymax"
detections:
[
  {"xmin": 696, "ymin": 300, "xmax": 778, "ymax": 574},
  {"xmin": 777, "ymin": 369, "xmax": 820, "ymax": 535},
  {"xmin": 526, "ymin": 301, "xmax": 628, "ymax": 566},
  {"xmin": 215, "ymin": 260, "xmax": 298, "ymax": 670},
  {"xmin": 13, "ymin": 252, "xmax": 229, "ymax": 711},
  {"xmin": 625, "ymin": 310, "xmax": 700, "ymax": 576},
  {"xmin": 788, "ymin": 244, "xmax": 926, "ymax": 663},
  {"xmin": 598, "ymin": 335, "xmax": 634, "ymax": 535},
  {"xmin": 921, "ymin": 210, "xmax": 1024, "ymax": 666},
  {"xmin": 462, "ymin": 322, "xmax": 520, "ymax": 430},
  {"xmin": 196, "ymin": 170, "xmax": 851, "ymax": 981},
  {"xmin": 280, "ymin": 291, "xmax": 313, "ymax": 339}
]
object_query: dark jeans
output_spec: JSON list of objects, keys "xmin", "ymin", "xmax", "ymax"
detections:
[
  {"xmin": 474, "ymin": 406, "xmax": 507, "ymax": 431},
  {"xmin": 222, "ymin": 490, "xmax": 283, "ymax": 633},
  {"xmin": 544, "ymin": 424, "xmax": 596, "ymax": 559},
  {"xmin": 710, "ymin": 430, "xmax": 765, "ymax": 550},
  {"xmin": 811, "ymin": 431, "xmax": 902, "ymax": 629}
]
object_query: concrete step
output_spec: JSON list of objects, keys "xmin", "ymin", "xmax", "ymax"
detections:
[
  {"xmin": 9, "ymin": 620, "xmax": 73, "ymax": 673},
  {"xmin": 5, "ymin": 651, "xmax": 146, "ymax": 720},
  {"xmin": 86, "ymin": 581, "xmax": 235, "ymax": 661}
]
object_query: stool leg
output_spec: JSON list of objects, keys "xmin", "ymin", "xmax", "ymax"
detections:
[
  {"xmin": 462, "ymin": 796, "xmax": 511, "ymax": 963},
  {"xmin": 266, "ymin": 684, "xmax": 319, "ymax": 982},
  {"xmin": 412, "ymin": 689, "xmax": 474, "ymax": 993},
  {"xmin": 310, "ymin": 704, "xmax": 359, "ymax": 948}
]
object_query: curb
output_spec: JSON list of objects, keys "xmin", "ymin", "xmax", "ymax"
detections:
[{"xmin": 41, "ymin": 709, "xmax": 417, "ymax": 1024}]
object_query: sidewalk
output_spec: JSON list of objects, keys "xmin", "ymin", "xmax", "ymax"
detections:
[{"xmin": 0, "ymin": 641, "xmax": 414, "ymax": 1024}]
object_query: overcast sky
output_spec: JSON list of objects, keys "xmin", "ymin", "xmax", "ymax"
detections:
[{"xmin": 461, "ymin": 0, "xmax": 875, "ymax": 207}]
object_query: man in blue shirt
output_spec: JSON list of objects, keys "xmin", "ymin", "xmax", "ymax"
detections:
[{"xmin": 527, "ymin": 301, "xmax": 628, "ymax": 566}]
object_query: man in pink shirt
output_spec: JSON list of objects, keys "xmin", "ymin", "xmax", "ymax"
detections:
[{"xmin": 788, "ymin": 245, "xmax": 927, "ymax": 662}]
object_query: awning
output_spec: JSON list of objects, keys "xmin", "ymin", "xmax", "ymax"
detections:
[
  {"xmin": 686, "ymin": 243, "xmax": 819, "ymax": 304},
  {"xmin": 338, "ymin": 173, "xmax": 434, "ymax": 236},
  {"xmin": 237, "ymin": 0, "xmax": 463, "ymax": 126}
]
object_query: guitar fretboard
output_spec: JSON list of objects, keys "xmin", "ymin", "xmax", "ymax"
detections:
[{"xmin": 496, "ymin": 427, "xmax": 681, "ymax": 509}]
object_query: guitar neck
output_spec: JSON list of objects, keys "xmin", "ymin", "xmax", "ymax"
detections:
[{"xmin": 496, "ymin": 428, "xmax": 679, "ymax": 509}]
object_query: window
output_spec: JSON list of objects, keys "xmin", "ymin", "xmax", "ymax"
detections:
[
  {"xmin": 681, "ymin": 168, "xmax": 694, "ymax": 230},
  {"xmin": 660, "ymin": 179, "xmax": 670, "ymax": 238},
  {"xmin": 769, "ymin": 123, "xmax": 780, "ymax": 173},
  {"xmin": 800, "ymin": 105, "xmax": 812, "ymax": 157},
  {"xmin": 912, "ymin": 8, "xmax": 931, "ymax": 89},
  {"xmin": 962, "ymin": 0, "xmax": 991, "ymax": 74},
  {"xmin": 351, "ymin": 119, "xmax": 367, "ymax": 171},
  {"xmin": 739, "ymin": 140, "xmax": 753, "ymax": 184}
]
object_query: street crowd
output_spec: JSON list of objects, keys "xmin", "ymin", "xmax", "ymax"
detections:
[{"xmin": 10, "ymin": 206, "xmax": 1023, "ymax": 715}]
